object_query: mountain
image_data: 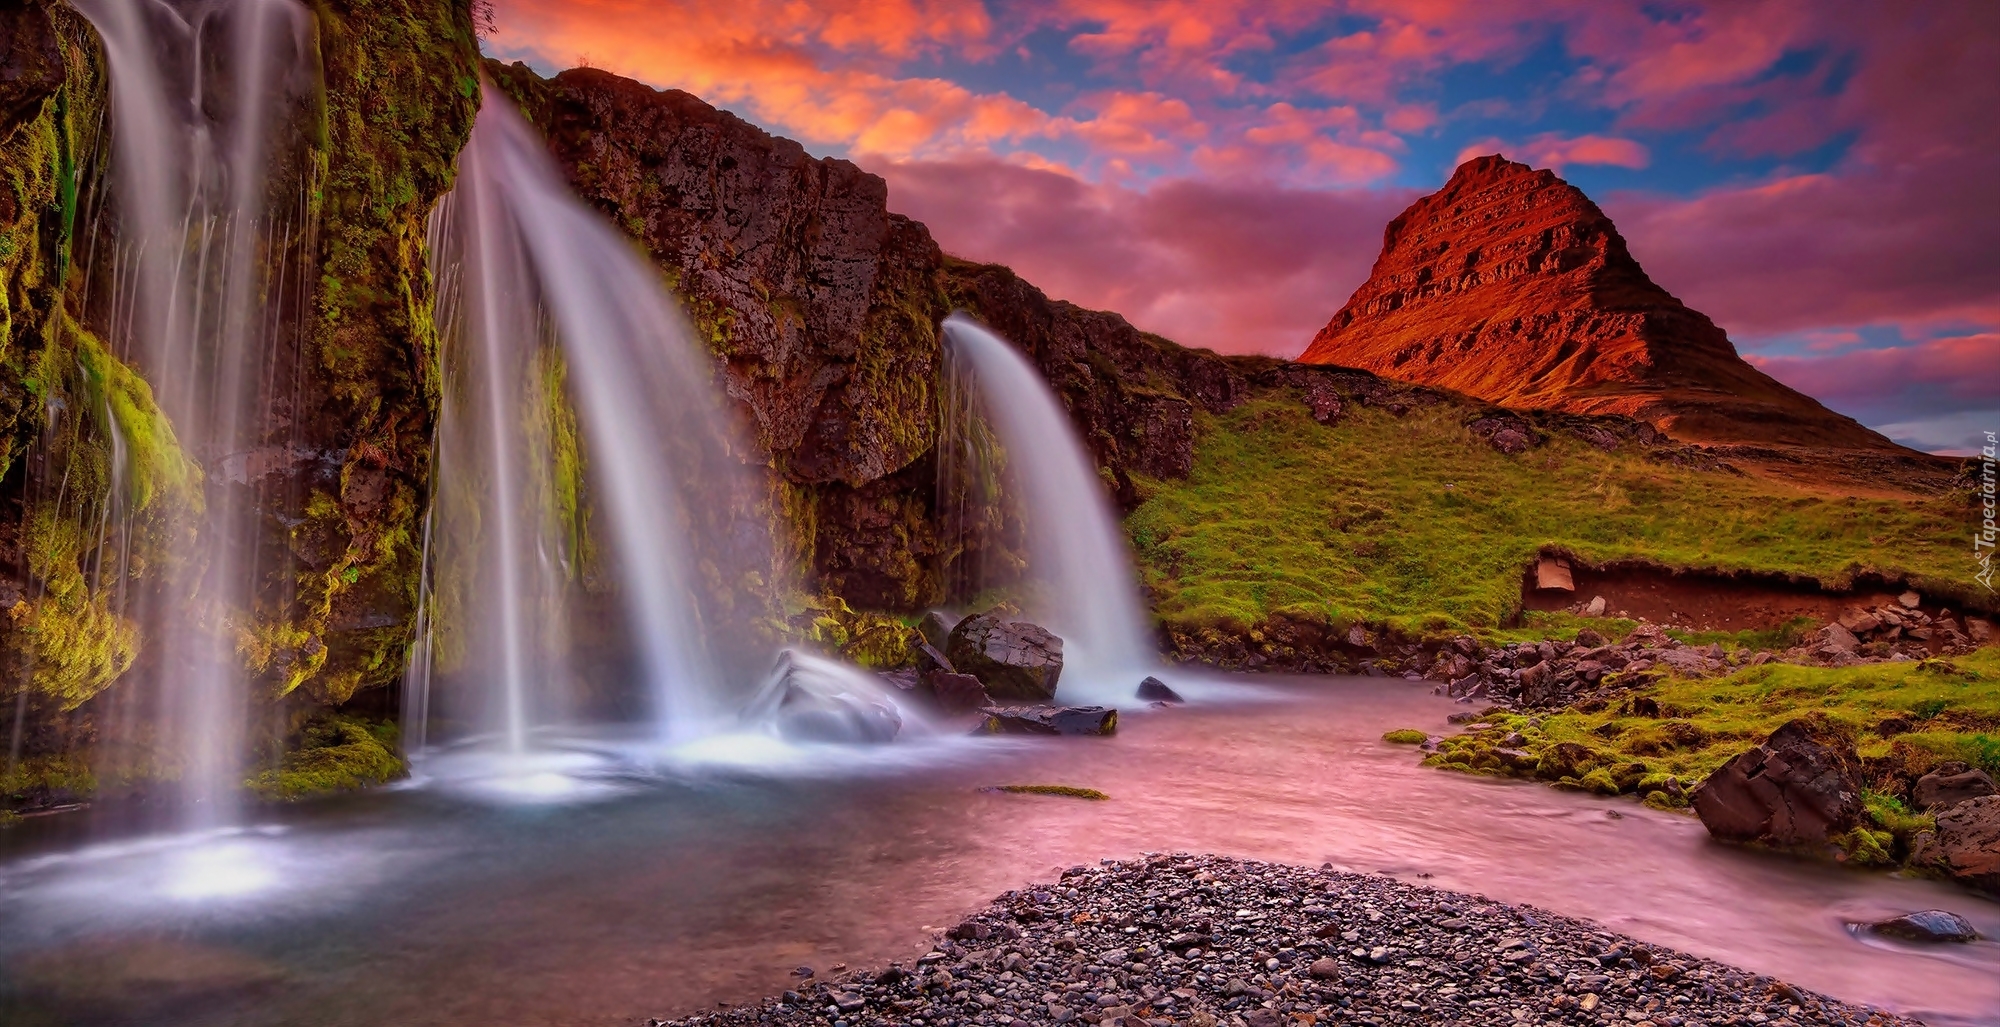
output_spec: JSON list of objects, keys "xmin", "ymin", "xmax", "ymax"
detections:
[{"xmin": 1297, "ymin": 155, "xmax": 1900, "ymax": 452}]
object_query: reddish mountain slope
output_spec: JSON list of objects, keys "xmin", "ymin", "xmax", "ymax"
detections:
[{"xmin": 1298, "ymin": 156, "xmax": 1899, "ymax": 451}]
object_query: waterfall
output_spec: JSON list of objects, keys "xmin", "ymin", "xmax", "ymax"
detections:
[
  {"xmin": 417, "ymin": 85, "xmax": 777, "ymax": 758},
  {"xmin": 939, "ymin": 314, "xmax": 1157, "ymax": 703},
  {"xmin": 72, "ymin": 0, "xmax": 319, "ymax": 823}
]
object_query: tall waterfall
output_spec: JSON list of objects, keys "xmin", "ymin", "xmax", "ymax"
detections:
[
  {"xmin": 72, "ymin": 0, "xmax": 319, "ymax": 823},
  {"xmin": 414, "ymin": 85, "xmax": 777, "ymax": 757},
  {"xmin": 939, "ymin": 315, "xmax": 1156, "ymax": 702}
]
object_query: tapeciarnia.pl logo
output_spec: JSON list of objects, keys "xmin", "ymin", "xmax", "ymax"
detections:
[{"xmin": 1978, "ymin": 430, "xmax": 1997, "ymax": 591}]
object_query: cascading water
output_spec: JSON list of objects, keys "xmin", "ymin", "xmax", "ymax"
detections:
[
  {"xmin": 939, "ymin": 314, "xmax": 1158, "ymax": 703},
  {"xmin": 414, "ymin": 85, "xmax": 786, "ymax": 770},
  {"xmin": 73, "ymin": 0, "xmax": 319, "ymax": 823}
]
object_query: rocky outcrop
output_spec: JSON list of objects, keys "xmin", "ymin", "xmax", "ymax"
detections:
[
  {"xmin": 1692, "ymin": 719, "xmax": 1865, "ymax": 850},
  {"xmin": 946, "ymin": 614, "xmax": 1064, "ymax": 702},
  {"xmin": 1298, "ymin": 155, "xmax": 1903, "ymax": 453}
]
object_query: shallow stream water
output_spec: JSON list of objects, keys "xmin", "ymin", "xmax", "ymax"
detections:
[{"xmin": 2, "ymin": 676, "xmax": 1996, "ymax": 1026}]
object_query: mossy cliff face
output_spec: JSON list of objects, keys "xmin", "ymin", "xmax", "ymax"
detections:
[
  {"xmin": 1, "ymin": 0, "xmax": 478, "ymax": 807},
  {"xmin": 483, "ymin": 63, "xmax": 1242, "ymax": 612},
  {"xmin": 259, "ymin": 0, "xmax": 480, "ymax": 705}
]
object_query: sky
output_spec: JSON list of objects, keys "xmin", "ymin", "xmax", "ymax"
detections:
[{"xmin": 486, "ymin": 1, "xmax": 2000, "ymax": 455}]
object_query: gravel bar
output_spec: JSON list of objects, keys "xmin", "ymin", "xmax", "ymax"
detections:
[{"xmin": 652, "ymin": 855, "xmax": 1925, "ymax": 1027}]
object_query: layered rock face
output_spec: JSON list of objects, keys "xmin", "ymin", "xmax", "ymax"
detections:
[
  {"xmin": 489, "ymin": 63, "xmax": 1243, "ymax": 610},
  {"xmin": 1299, "ymin": 156, "xmax": 1897, "ymax": 451}
]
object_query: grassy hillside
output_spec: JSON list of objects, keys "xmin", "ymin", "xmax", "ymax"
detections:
[{"xmin": 1127, "ymin": 392, "xmax": 1973, "ymax": 636}]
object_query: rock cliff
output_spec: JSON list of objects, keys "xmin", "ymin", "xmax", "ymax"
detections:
[
  {"xmin": 487, "ymin": 63, "xmax": 1242, "ymax": 611},
  {"xmin": 1298, "ymin": 155, "xmax": 1899, "ymax": 452}
]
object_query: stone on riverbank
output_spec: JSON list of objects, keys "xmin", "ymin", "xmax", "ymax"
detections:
[
  {"xmin": 645, "ymin": 854, "xmax": 1925, "ymax": 1027},
  {"xmin": 1911, "ymin": 763, "xmax": 1997, "ymax": 810},
  {"xmin": 1916, "ymin": 795, "xmax": 2000, "ymax": 895},
  {"xmin": 1692, "ymin": 718, "xmax": 1863, "ymax": 850},
  {"xmin": 947, "ymin": 615, "xmax": 1065, "ymax": 701}
]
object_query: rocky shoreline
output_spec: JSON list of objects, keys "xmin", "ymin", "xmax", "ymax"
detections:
[{"xmin": 647, "ymin": 855, "xmax": 1924, "ymax": 1027}]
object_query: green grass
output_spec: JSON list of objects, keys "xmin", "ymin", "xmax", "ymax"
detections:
[
  {"xmin": 1127, "ymin": 396, "xmax": 1971, "ymax": 636},
  {"xmin": 1382, "ymin": 729, "xmax": 1428, "ymax": 744},
  {"xmin": 1425, "ymin": 650, "xmax": 2000, "ymax": 850}
]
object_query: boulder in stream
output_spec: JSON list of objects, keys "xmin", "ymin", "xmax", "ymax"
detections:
[
  {"xmin": 946, "ymin": 614, "xmax": 1064, "ymax": 701},
  {"xmin": 746, "ymin": 651, "xmax": 904, "ymax": 744},
  {"xmin": 978, "ymin": 705, "xmax": 1117, "ymax": 737},
  {"xmin": 921, "ymin": 671, "xmax": 989, "ymax": 713},
  {"xmin": 1692, "ymin": 718, "xmax": 1863, "ymax": 849},
  {"xmin": 1863, "ymin": 910, "xmax": 1979, "ymax": 943},
  {"xmin": 1136, "ymin": 676, "xmax": 1184, "ymax": 704},
  {"xmin": 918, "ymin": 610, "xmax": 958, "ymax": 652}
]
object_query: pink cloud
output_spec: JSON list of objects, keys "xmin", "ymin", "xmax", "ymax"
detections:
[
  {"xmin": 874, "ymin": 156, "xmax": 1414, "ymax": 354},
  {"xmin": 1456, "ymin": 132, "xmax": 1650, "ymax": 170},
  {"xmin": 1748, "ymin": 332, "xmax": 2000, "ymax": 424}
]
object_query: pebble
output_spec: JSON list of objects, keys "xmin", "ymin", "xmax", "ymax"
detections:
[{"xmin": 647, "ymin": 855, "xmax": 1922, "ymax": 1027}]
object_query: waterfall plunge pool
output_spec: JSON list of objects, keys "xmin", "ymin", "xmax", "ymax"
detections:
[{"xmin": 1, "ymin": 675, "xmax": 1996, "ymax": 1027}]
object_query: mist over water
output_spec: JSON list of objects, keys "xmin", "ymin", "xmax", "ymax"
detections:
[{"xmin": 940, "ymin": 315, "xmax": 1159, "ymax": 701}]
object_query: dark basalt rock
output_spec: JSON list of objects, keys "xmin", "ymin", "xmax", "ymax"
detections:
[
  {"xmin": 978, "ymin": 705, "xmax": 1117, "ymax": 737},
  {"xmin": 1135, "ymin": 676, "xmax": 1183, "ymax": 704},
  {"xmin": 1863, "ymin": 910, "xmax": 1979, "ymax": 943},
  {"xmin": 945, "ymin": 614, "xmax": 1064, "ymax": 702},
  {"xmin": 1912, "ymin": 763, "xmax": 1997, "ymax": 810},
  {"xmin": 1919, "ymin": 795, "xmax": 2000, "ymax": 895},
  {"xmin": 1691, "ymin": 718, "xmax": 1863, "ymax": 848},
  {"xmin": 917, "ymin": 610, "xmax": 957, "ymax": 652},
  {"xmin": 920, "ymin": 671, "xmax": 989, "ymax": 714}
]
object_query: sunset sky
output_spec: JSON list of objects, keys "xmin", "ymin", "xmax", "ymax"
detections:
[{"xmin": 486, "ymin": 1, "xmax": 1999, "ymax": 454}]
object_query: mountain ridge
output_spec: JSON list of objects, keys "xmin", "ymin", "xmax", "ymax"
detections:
[{"xmin": 1298, "ymin": 155, "xmax": 1905, "ymax": 454}]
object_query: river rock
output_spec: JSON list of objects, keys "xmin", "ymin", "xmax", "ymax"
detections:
[
  {"xmin": 1692, "ymin": 719, "xmax": 1862, "ymax": 848},
  {"xmin": 1864, "ymin": 910, "xmax": 1980, "ymax": 943},
  {"xmin": 1135, "ymin": 676, "xmax": 1184, "ymax": 704},
  {"xmin": 1912, "ymin": 763, "xmax": 1998, "ymax": 810},
  {"xmin": 978, "ymin": 705, "xmax": 1117, "ymax": 737},
  {"xmin": 918, "ymin": 610, "xmax": 957, "ymax": 652},
  {"xmin": 747, "ymin": 653, "xmax": 903, "ymax": 744},
  {"xmin": 1923, "ymin": 795, "xmax": 2000, "ymax": 894},
  {"xmin": 946, "ymin": 615, "xmax": 1064, "ymax": 701},
  {"xmin": 921, "ymin": 671, "xmax": 989, "ymax": 713}
]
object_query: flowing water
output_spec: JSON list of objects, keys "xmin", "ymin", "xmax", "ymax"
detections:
[
  {"xmin": 2, "ymin": 676, "xmax": 1994, "ymax": 1027},
  {"xmin": 939, "ymin": 316, "xmax": 1158, "ymax": 703},
  {"xmin": 413, "ymin": 85, "xmax": 782, "ymax": 771},
  {"xmin": 71, "ymin": 0, "xmax": 320, "ymax": 825}
]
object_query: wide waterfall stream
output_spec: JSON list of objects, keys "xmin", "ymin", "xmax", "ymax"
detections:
[{"xmin": 1, "ymin": 677, "xmax": 1995, "ymax": 1026}]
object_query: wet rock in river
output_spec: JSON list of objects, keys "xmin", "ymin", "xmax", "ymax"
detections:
[
  {"xmin": 917, "ymin": 610, "xmax": 957, "ymax": 652},
  {"xmin": 1135, "ymin": 676, "xmax": 1184, "ymax": 704},
  {"xmin": 978, "ymin": 705, "xmax": 1117, "ymax": 736},
  {"xmin": 946, "ymin": 614, "xmax": 1064, "ymax": 701},
  {"xmin": 1864, "ymin": 909, "xmax": 1980, "ymax": 943},
  {"xmin": 1692, "ymin": 718, "xmax": 1863, "ymax": 849}
]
